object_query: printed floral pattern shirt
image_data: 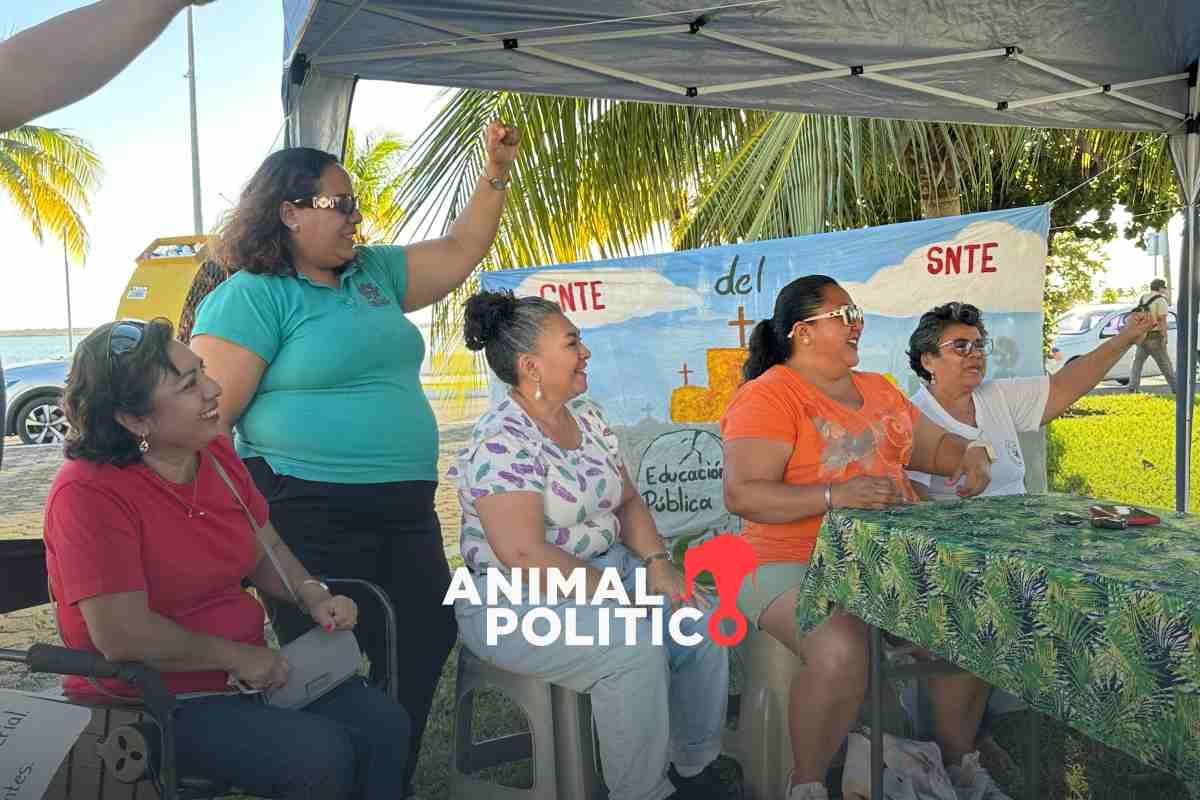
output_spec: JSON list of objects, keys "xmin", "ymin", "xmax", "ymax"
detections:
[{"xmin": 448, "ymin": 395, "xmax": 626, "ymax": 573}]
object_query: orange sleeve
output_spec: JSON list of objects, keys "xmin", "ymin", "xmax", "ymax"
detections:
[{"xmin": 720, "ymin": 380, "xmax": 797, "ymax": 444}]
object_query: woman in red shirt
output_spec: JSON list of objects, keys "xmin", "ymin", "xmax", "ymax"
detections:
[
  {"xmin": 722, "ymin": 276, "xmax": 1002, "ymax": 800},
  {"xmin": 43, "ymin": 318, "xmax": 410, "ymax": 799}
]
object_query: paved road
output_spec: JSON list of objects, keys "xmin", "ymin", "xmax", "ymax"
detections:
[{"xmin": 0, "ymin": 442, "xmax": 63, "ymax": 518}]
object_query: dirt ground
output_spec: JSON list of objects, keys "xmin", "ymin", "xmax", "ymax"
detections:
[{"xmin": 0, "ymin": 396, "xmax": 487, "ymax": 693}]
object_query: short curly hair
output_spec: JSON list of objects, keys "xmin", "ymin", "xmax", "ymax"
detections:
[
  {"xmin": 906, "ymin": 301, "xmax": 988, "ymax": 383},
  {"xmin": 63, "ymin": 318, "xmax": 179, "ymax": 466}
]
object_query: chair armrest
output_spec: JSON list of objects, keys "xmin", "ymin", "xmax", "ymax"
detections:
[{"xmin": 323, "ymin": 577, "xmax": 399, "ymax": 703}]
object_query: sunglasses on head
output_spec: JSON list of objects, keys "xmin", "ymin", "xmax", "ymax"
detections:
[
  {"xmin": 939, "ymin": 337, "xmax": 994, "ymax": 357},
  {"xmin": 793, "ymin": 304, "xmax": 865, "ymax": 333},
  {"xmin": 106, "ymin": 319, "xmax": 147, "ymax": 379},
  {"xmin": 290, "ymin": 193, "xmax": 359, "ymax": 216}
]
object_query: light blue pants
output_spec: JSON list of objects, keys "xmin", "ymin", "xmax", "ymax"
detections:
[{"xmin": 455, "ymin": 544, "xmax": 728, "ymax": 800}]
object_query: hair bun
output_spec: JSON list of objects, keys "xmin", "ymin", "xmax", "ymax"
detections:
[{"xmin": 463, "ymin": 290, "xmax": 518, "ymax": 351}]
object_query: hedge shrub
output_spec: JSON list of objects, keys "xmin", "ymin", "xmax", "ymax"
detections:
[{"xmin": 1046, "ymin": 394, "xmax": 1200, "ymax": 511}]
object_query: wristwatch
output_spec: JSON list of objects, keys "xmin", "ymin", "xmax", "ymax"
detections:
[
  {"xmin": 486, "ymin": 174, "xmax": 511, "ymax": 191},
  {"xmin": 965, "ymin": 438, "xmax": 997, "ymax": 463}
]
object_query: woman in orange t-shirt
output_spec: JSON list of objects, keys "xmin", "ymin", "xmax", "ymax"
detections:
[{"xmin": 720, "ymin": 275, "xmax": 999, "ymax": 800}]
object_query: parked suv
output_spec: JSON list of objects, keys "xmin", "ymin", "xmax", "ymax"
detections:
[
  {"xmin": 1045, "ymin": 302, "xmax": 1184, "ymax": 384},
  {"xmin": 4, "ymin": 359, "xmax": 70, "ymax": 445}
]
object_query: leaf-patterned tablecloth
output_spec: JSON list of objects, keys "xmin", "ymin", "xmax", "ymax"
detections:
[{"xmin": 795, "ymin": 493, "xmax": 1200, "ymax": 783}]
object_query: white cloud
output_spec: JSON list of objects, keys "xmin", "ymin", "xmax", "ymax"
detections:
[
  {"xmin": 841, "ymin": 220, "xmax": 1048, "ymax": 316},
  {"xmin": 512, "ymin": 268, "xmax": 702, "ymax": 328}
]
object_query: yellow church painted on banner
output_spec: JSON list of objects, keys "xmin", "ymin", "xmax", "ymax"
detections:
[{"xmin": 669, "ymin": 304, "xmax": 754, "ymax": 424}]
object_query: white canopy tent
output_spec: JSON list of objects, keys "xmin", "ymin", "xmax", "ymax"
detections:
[{"xmin": 280, "ymin": 0, "xmax": 1200, "ymax": 509}]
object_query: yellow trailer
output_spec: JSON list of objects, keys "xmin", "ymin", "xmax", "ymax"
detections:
[{"xmin": 115, "ymin": 235, "xmax": 226, "ymax": 341}]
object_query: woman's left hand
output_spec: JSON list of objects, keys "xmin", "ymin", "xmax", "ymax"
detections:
[
  {"xmin": 309, "ymin": 594, "xmax": 358, "ymax": 632},
  {"xmin": 484, "ymin": 119, "xmax": 521, "ymax": 176},
  {"xmin": 950, "ymin": 447, "xmax": 992, "ymax": 497},
  {"xmin": 1117, "ymin": 310, "xmax": 1155, "ymax": 345},
  {"xmin": 646, "ymin": 560, "xmax": 712, "ymax": 611}
]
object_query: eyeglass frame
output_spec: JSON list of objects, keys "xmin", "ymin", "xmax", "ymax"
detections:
[
  {"xmin": 289, "ymin": 193, "xmax": 359, "ymax": 216},
  {"xmin": 789, "ymin": 304, "xmax": 865, "ymax": 337},
  {"xmin": 106, "ymin": 319, "xmax": 148, "ymax": 382},
  {"xmin": 938, "ymin": 336, "xmax": 994, "ymax": 357}
]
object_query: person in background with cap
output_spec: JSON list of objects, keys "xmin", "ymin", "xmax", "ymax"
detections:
[{"xmin": 1130, "ymin": 278, "xmax": 1176, "ymax": 394}]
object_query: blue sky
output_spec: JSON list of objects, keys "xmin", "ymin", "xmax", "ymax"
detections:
[
  {"xmin": 0, "ymin": 3, "xmax": 1181, "ymax": 333},
  {"xmin": 0, "ymin": 2, "xmax": 442, "ymax": 331}
]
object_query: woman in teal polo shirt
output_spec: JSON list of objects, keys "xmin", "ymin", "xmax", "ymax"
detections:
[{"xmin": 191, "ymin": 121, "xmax": 519, "ymax": 797}]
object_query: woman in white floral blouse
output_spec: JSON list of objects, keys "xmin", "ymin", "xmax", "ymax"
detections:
[{"xmin": 448, "ymin": 291, "xmax": 738, "ymax": 800}]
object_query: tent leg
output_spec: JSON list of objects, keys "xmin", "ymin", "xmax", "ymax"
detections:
[{"xmin": 1177, "ymin": 202, "xmax": 1195, "ymax": 513}]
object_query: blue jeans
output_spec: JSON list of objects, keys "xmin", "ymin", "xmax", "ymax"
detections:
[
  {"xmin": 171, "ymin": 679, "xmax": 409, "ymax": 799},
  {"xmin": 456, "ymin": 544, "xmax": 729, "ymax": 800}
]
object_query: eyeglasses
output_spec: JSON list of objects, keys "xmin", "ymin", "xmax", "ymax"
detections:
[
  {"xmin": 796, "ymin": 304, "xmax": 865, "ymax": 330},
  {"xmin": 106, "ymin": 319, "xmax": 147, "ymax": 380},
  {"xmin": 290, "ymin": 193, "xmax": 358, "ymax": 216},
  {"xmin": 939, "ymin": 337, "xmax": 994, "ymax": 357}
]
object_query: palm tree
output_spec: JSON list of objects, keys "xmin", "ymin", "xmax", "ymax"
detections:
[
  {"xmin": 342, "ymin": 127, "xmax": 408, "ymax": 245},
  {"xmin": 0, "ymin": 123, "xmax": 100, "ymax": 471},
  {"xmin": 396, "ymin": 91, "xmax": 1177, "ymax": 352},
  {"xmin": 0, "ymin": 125, "xmax": 101, "ymax": 261}
]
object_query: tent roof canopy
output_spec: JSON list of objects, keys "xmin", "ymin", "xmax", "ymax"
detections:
[{"xmin": 284, "ymin": 1, "xmax": 1200, "ymax": 133}]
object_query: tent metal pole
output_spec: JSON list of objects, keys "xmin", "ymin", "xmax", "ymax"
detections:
[
  {"xmin": 523, "ymin": 48, "xmax": 691, "ymax": 95},
  {"xmin": 1015, "ymin": 53, "xmax": 1189, "ymax": 121},
  {"xmin": 1175, "ymin": 67, "xmax": 1199, "ymax": 513},
  {"xmin": 1177, "ymin": 197, "xmax": 1195, "ymax": 512},
  {"xmin": 310, "ymin": 0, "xmax": 367, "ymax": 59},
  {"xmin": 1109, "ymin": 92, "xmax": 1188, "ymax": 122},
  {"xmin": 311, "ymin": 25, "xmax": 694, "ymax": 66},
  {"xmin": 1005, "ymin": 74, "xmax": 1189, "ymax": 114},
  {"xmin": 698, "ymin": 68, "xmax": 851, "ymax": 95},
  {"xmin": 860, "ymin": 72, "xmax": 996, "ymax": 109}
]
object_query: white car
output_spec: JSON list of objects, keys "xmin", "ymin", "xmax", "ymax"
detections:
[{"xmin": 1045, "ymin": 302, "xmax": 1183, "ymax": 384}]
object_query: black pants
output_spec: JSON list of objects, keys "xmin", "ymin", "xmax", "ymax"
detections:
[{"xmin": 244, "ymin": 458, "xmax": 457, "ymax": 797}]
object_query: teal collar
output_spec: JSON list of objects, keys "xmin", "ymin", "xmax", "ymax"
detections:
[{"xmin": 292, "ymin": 258, "xmax": 360, "ymax": 289}]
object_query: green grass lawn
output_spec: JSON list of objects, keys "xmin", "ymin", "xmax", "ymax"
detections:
[{"xmin": 1046, "ymin": 393, "xmax": 1200, "ymax": 510}]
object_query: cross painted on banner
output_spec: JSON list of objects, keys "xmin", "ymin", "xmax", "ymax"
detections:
[
  {"xmin": 678, "ymin": 363, "xmax": 693, "ymax": 385},
  {"xmin": 728, "ymin": 305, "xmax": 755, "ymax": 348}
]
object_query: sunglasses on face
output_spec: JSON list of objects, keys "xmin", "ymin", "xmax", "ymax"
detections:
[
  {"xmin": 939, "ymin": 337, "xmax": 994, "ymax": 357},
  {"xmin": 290, "ymin": 193, "xmax": 359, "ymax": 216},
  {"xmin": 795, "ymin": 304, "xmax": 865, "ymax": 331},
  {"xmin": 106, "ymin": 319, "xmax": 147, "ymax": 380}
]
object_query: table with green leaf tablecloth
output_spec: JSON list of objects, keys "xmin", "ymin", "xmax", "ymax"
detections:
[{"xmin": 795, "ymin": 493, "xmax": 1200, "ymax": 785}]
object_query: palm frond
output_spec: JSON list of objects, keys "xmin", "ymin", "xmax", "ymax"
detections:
[
  {"xmin": 0, "ymin": 124, "xmax": 101, "ymax": 262},
  {"xmin": 394, "ymin": 90, "xmax": 761, "ymax": 353}
]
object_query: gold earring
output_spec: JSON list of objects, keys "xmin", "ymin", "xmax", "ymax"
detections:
[{"xmin": 533, "ymin": 377, "xmax": 543, "ymax": 401}]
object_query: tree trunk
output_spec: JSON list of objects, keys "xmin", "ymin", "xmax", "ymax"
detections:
[
  {"xmin": 920, "ymin": 191, "xmax": 962, "ymax": 219},
  {"xmin": 909, "ymin": 130, "xmax": 962, "ymax": 219}
]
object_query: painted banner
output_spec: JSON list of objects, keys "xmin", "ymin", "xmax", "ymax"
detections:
[{"xmin": 479, "ymin": 205, "xmax": 1050, "ymax": 540}]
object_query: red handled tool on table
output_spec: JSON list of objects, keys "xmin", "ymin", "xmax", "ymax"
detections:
[{"xmin": 1089, "ymin": 504, "xmax": 1161, "ymax": 529}]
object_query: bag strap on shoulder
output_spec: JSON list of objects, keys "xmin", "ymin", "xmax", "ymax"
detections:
[{"xmin": 205, "ymin": 452, "xmax": 298, "ymax": 605}]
